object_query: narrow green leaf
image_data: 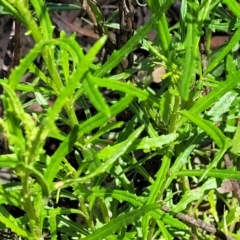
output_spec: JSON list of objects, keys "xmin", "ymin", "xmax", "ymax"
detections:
[
  {"xmin": 0, "ymin": 83, "xmax": 33, "ymax": 155},
  {"xmin": 160, "ymin": 90, "xmax": 173, "ymax": 125},
  {"xmin": 47, "ymin": 36, "xmax": 106, "ymax": 123},
  {"xmin": 180, "ymin": 111, "xmax": 230, "ymax": 180},
  {"xmin": 205, "ymin": 26, "xmax": 240, "ymax": 75},
  {"xmin": 79, "ymin": 95, "xmax": 133, "ymax": 135},
  {"xmin": 176, "ymin": 69, "xmax": 240, "ymax": 128},
  {"xmin": 17, "ymin": 162, "xmax": 50, "ymax": 199},
  {"xmin": 116, "ymin": 116, "xmax": 137, "ymax": 143},
  {"xmin": 82, "ymin": 204, "xmax": 159, "ymax": 240},
  {"xmin": 82, "ymin": 148, "xmax": 101, "ymax": 171},
  {"xmin": 199, "ymin": 149, "xmax": 227, "ymax": 181},
  {"xmin": 0, "ymin": 216, "xmax": 29, "ymax": 237},
  {"xmin": 57, "ymin": 215, "xmax": 90, "ymax": 236},
  {"xmin": 8, "ymin": 41, "xmax": 42, "ymax": 88},
  {"xmin": 192, "ymin": 69, "xmax": 240, "ymax": 115},
  {"xmin": 0, "ymin": 1, "xmax": 26, "ymax": 22},
  {"xmin": 9, "ymin": 38, "xmax": 80, "ymax": 90},
  {"xmin": 83, "ymin": 73, "xmax": 111, "ymax": 118},
  {"xmin": 56, "ymin": 125, "xmax": 144, "ymax": 186},
  {"xmin": 175, "ymin": 169, "xmax": 240, "ymax": 179},
  {"xmin": 60, "ymin": 48, "xmax": 70, "ymax": 82},
  {"xmin": 222, "ymin": 0, "xmax": 240, "ymax": 18},
  {"xmin": 32, "ymin": 0, "xmax": 53, "ymax": 40},
  {"xmin": 147, "ymin": 0, "xmax": 173, "ymax": 55},
  {"xmin": 0, "ymin": 5, "xmax": 12, "ymax": 15},
  {"xmin": 0, "ymin": 184, "xmax": 22, "ymax": 207},
  {"xmin": 0, "ymin": 205, "xmax": 30, "ymax": 238},
  {"xmin": 94, "ymin": 3, "xmax": 170, "ymax": 77},
  {"xmin": 91, "ymin": 77, "xmax": 149, "ymax": 101},
  {"xmin": 35, "ymin": 92, "xmax": 48, "ymax": 106},
  {"xmin": 206, "ymin": 91, "xmax": 237, "ymax": 121},
  {"xmin": 165, "ymin": 132, "xmax": 205, "ymax": 189},
  {"xmin": 205, "ymin": 19, "xmax": 240, "ymax": 33},
  {"xmin": 230, "ymin": 122, "xmax": 240, "ymax": 156},
  {"xmin": 44, "ymin": 125, "xmax": 79, "ymax": 182},
  {"xmin": 0, "ymin": 154, "xmax": 18, "ymax": 168},
  {"xmin": 172, "ymin": 178, "xmax": 217, "ymax": 213},
  {"xmin": 157, "ymin": 220, "xmax": 172, "ymax": 239},
  {"xmin": 180, "ymin": 0, "xmax": 201, "ymax": 100},
  {"xmin": 88, "ymin": 0, "xmax": 104, "ymax": 25},
  {"xmin": 180, "ymin": 110, "xmax": 228, "ymax": 149},
  {"xmin": 46, "ymin": 3, "xmax": 81, "ymax": 11},
  {"xmin": 98, "ymin": 133, "xmax": 178, "ymax": 160},
  {"xmin": 142, "ymin": 155, "xmax": 170, "ymax": 239},
  {"xmin": 130, "ymin": 100, "xmax": 158, "ymax": 138},
  {"xmin": 146, "ymin": 155, "xmax": 170, "ymax": 205},
  {"xmin": 85, "ymin": 121, "xmax": 124, "ymax": 144},
  {"xmin": 49, "ymin": 210, "xmax": 57, "ymax": 240},
  {"xmin": 85, "ymin": 188, "xmax": 186, "ymax": 230},
  {"xmin": 45, "ymin": 96, "xmax": 134, "ymax": 183}
]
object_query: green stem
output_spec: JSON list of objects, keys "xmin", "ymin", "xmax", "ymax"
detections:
[
  {"xmin": 21, "ymin": 172, "xmax": 42, "ymax": 238},
  {"xmin": 147, "ymin": 218, "xmax": 156, "ymax": 240},
  {"xmin": 15, "ymin": 1, "xmax": 79, "ymax": 128},
  {"xmin": 169, "ymin": 91, "xmax": 180, "ymax": 133},
  {"xmin": 98, "ymin": 198, "xmax": 110, "ymax": 223},
  {"xmin": 147, "ymin": 0, "xmax": 172, "ymax": 56},
  {"xmin": 78, "ymin": 197, "xmax": 95, "ymax": 231}
]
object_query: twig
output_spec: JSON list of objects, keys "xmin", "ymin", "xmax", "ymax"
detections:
[
  {"xmin": 161, "ymin": 205, "xmax": 235, "ymax": 240},
  {"xmin": 118, "ymin": 0, "xmax": 134, "ymax": 69},
  {"xmin": 0, "ymin": 20, "xmax": 15, "ymax": 81},
  {"xmin": 53, "ymin": 12, "xmax": 99, "ymax": 39},
  {"xmin": 0, "ymin": 18, "xmax": 21, "ymax": 84}
]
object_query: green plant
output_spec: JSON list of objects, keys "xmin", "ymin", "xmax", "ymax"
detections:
[{"xmin": 0, "ymin": 0, "xmax": 239, "ymax": 239}]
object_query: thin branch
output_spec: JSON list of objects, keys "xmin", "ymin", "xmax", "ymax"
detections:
[
  {"xmin": 0, "ymin": 20, "xmax": 15, "ymax": 81},
  {"xmin": 161, "ymin": 205, "xmax": 235, "ymax": 240}
]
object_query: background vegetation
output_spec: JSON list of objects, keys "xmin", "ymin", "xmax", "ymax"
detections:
[{"xmin": 0, "ymin": 0, "xmax": 239, "ymax": 239}]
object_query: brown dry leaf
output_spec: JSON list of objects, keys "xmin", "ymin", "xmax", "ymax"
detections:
[
  {"xmin": 217, "ymin": 180, "xmax": 233, "ymax": 194},
  {"xmin": 152, "ymin": 66, "xmax": 166, "ymax": 83},
  {"xmin": 210, "ymin": 36, "xmax": 230, "ymax": 50}
]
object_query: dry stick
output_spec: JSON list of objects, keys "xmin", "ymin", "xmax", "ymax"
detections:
[
  {"xmin": 161, "ymin": 205, "xmax": 235, "ymax": 240},
  {"xmin": 80, "ymin": 0, "xmax": 116, "ymax": 59},
  {"xmin": 53, "ymin": 12, "xmax": 99, "ymax": 39},
  {"xmin": 118, "ymin": 0, "xmax": 134, "ymax": 69},
  {"xmin": 0, "ymin": 20, "xmax": 15, "ymax": 81},
  {"xmin": 0, "ymin": 19, "xmax": 20, "ymax": 79},
  {"xmin": 224, "ymin": 153, "xmax": 240, "ymax": 204}
]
